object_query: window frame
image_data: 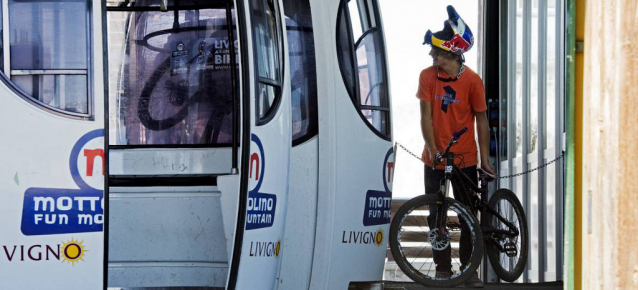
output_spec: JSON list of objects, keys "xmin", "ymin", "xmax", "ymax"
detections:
[
  {"xmin": 335, "ymin": 0, "xmax": 391, "ymax": 140},
  {"xmin": 251, "ymin": 0, "xmax": 285, "ymax": 126},
  {"xmin": 105, "ymin": 1, "xmax": 241, "ymax": 148},
  {"xmin": 0, "ymin": 0, "xmax": 94, "ymax": 120},
  {"xmin": 282, "ymin": 0, "xmax": 319, "ymax": 146}
]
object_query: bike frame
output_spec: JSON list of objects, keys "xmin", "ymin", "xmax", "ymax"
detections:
[{"xmin": 437, "ymin": 152, "xmax": 520, "ymax": 249}]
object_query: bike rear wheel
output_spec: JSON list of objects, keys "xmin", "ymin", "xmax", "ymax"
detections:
[
  {"xmin": 485, "ymin": 188, "xmax": 529, "ymax": 282},
  {"xmin": 389, "ymin": 195, "xmax": 484, "ymax": 287}
]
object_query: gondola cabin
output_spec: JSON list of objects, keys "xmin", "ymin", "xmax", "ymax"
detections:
[{"xmin": 0, "ymin": 0, "xmax": 393, "ymax": 289}]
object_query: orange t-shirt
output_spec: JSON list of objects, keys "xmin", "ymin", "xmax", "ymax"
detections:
[{"xmin": 416, "ymin": 66, "xmax": 487, "ymax": 169}]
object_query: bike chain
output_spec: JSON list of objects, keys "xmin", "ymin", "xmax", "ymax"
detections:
[{"xmin": 395, "ymin": 142, "xmax": 565, "ymax": 180}]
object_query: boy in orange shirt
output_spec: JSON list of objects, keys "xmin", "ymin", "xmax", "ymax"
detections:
[{"xmin": 417, "ymin": 5, "xmax": 496, "ymax": 288}]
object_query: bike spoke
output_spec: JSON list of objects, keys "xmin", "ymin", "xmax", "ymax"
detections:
[
  {"xmin": 420, "ymin": 213, "xmax": 431, "ymax": 234},
  {"xmin": 402, "ymin": 204, "xmax": 440, "ymax": 278},
  {"xmin": 416, "ymin": 250, "xmax": 433, "ymax": 273},
  {"xmin": 402, "ymin": 220, "xmax": 430, "ymax": 238},
  {"xmin": 423, "ymin": 258, "xmax": 435, "ymax": 276},
  {"xmin": 410, "ymin": 242, "xmax": 430, "ymax": 264}
]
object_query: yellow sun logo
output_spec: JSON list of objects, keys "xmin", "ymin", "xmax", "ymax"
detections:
[
  {"xmin": 61, "ymin": 238, "xmax": 87, "ymax": 266},
  {"xmin": 274, "ymin": 240, "xmax": 282, "ymax": 258},
  {"xmin": 374, "ymin": 229, "xmax": 384, "ymax": 246}
]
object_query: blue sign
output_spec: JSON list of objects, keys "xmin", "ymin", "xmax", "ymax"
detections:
[
  {"xmin": 245, "ymin": 134, "xmax": 277, "ymax": 230},
  {"xmin": 21, "ymin": 188, "xmax": 103, "ymax": 235},
  {"xmin": 21, "ymin": 129, "xmax": 104, "ymax": 236},
  {"xmin": 245, "ymin": 191, "xmax": 277, "ymax": 230},
  {"xmin": 363, "ymin": 190, "xmax": 392, "ymax": 226}
]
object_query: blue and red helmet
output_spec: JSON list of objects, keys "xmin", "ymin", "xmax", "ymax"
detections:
[{"xmin": 423, "ymin": 5, "xmax": 474, "ymax": 55}]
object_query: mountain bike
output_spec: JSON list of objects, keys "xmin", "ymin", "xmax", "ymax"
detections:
[{"xmin": 389, "ymin": 127, "xmax": 529, "ymax": 287}]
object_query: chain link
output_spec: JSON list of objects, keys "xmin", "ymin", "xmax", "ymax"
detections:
[
  {"xmin": 396, "ymin": 142, "xmax": 424, "ymax": 163},
  {"xmin": 394, "ymin": 142, "xmax": 565, "ymax": 179}
]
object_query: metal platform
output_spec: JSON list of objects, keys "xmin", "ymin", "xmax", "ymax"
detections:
[
  {"xmin": 383, "ymin": 281, "xmax": 563, "ymax": 290},
  {"xmin": 350, "ymin": 281, "xmax": 563, "ymax": 290}
]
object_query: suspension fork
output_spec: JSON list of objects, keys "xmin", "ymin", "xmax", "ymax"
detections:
[{"xmin": 435, "ymin": 154, "xmax": 455, "ymax": 234}]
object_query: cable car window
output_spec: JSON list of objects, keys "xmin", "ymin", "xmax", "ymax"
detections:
[
  {"xmin": 252, "ymin": 0, "xmax": 283, "ymax": 123},
  {"xmin": 357, "ymin": 30, "xmax": 385, "ymax": 107},
  {"xmin": 254, "ymin": 0, "xmax": 280, "ymax": 80},
  {"xmin": 107, "ymin": 4, "xmax": 239, "ymax": 145},
  {"xmin": 356, "ymin": 29, "xmax": 389, "ymax": 135},
  {"xmin": 107, "ymin": 0, "xmax": 205, "ymax": 8},
  {"xmin": 336, "ymin": 0, "xmax": 390, "ymax": 139},
  {"xmin": 348, "ymin": 1, "xmax": 363, "ymax": 41},
  {"xmin": 258, "ymin": 84, "xmax": 277, "ymax": 117},
  {"xmin": 283, "ymin": 0, "xmax": 318, "ymax": 144},
  {"xmin": 336, "ymin": 2, "xmax": 356, "ymax": 99},
  {"xmin": 4, "ymin": 0, "xmax": 90, "ymax": 115}
]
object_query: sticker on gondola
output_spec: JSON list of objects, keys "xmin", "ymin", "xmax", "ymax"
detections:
[
  {"xmin": 245, "ymin": 134, "xmax": 276, "ymax": 230},
  {"xmin": 362, "ymin": 148, "xmax": 394, "ymax": 226},
  {"xmin": 363, "ymin": 190, "xmax": 392, "ymax": 226},
  {"xmin": 20, "ymin": 130, "xmax": 104, "ymax": 236},
  {"xmin": 170, "ymin": 38, "xmax": 239, "ymax": 75}
]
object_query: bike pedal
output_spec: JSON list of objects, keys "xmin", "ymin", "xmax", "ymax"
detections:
[{"xmin": 504, "ymin": 242, "xmax": 518, "ymax": 257}]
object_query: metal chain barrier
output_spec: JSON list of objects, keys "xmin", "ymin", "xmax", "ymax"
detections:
[{"xmin": 395, "ymin": 142, "xmax": 565, "ymax": 180}]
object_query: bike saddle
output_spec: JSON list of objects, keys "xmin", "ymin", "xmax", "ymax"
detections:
[{"xmin": 477, "ymin": 168, "xmax": 497, "ymax": 182}]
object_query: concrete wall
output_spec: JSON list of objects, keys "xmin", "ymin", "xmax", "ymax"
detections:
[{"xmin": 581, "ymin": 1, "xmax": 638, "ymax": 289}]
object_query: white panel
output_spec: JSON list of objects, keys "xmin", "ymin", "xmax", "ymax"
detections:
[
  {"xmin": 310, "ymin": 1, "xmax": 394, "ymax": 288},
  {"xmin": 232, "ymin": 0, "xmax": 292, "ymax": 288},
  {"xmin": 218, "ymin": 174, "xmax": 241, "ymax": 260},
  {"xmin": 234, "ymin": 108, "xmax": 292, "ymax": 290},
  {"xmin": 109, "ymin": 148, "xmax": 233, "ymax": 176},
  {"xmin": 108, "ymin": 186, "xmax": 228, "ymax": 287},
  {"xmin": 0, "ymin": 0, "xmax": 105, "ymax": 288},
  {"xmin": 277, "ymin": 138, "xmax": 319, "ymax": 290},
  {"xmin": 108, "ymin": 262, "xmax": 228, "ymax": 288}
]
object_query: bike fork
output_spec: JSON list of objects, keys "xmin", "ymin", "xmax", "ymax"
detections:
[{"xmin": 435, "ymin": 155, "xmax": 455, "ymax": 235}]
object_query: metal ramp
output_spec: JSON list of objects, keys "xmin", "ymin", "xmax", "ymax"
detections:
[{"xmin": 350, "ymin": 281, "xmax": 563, "ymax": 290}]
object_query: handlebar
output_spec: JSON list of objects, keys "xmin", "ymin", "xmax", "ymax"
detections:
[
  {"xmin": 434, "ymin": 127, "xmax": 468, "ymax": 165},
  {"xmin": 453, "ymin": 127, "xmax": 468, "ymax": 140}
]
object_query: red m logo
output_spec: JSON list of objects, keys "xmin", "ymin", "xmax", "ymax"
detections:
[
  {"xmin": 83, "ymin": 149, "xmax": 104, "ymax": 177},
  {"xmin": 249, "ymin": 153, "xmax": 260, "ymax": 181}
]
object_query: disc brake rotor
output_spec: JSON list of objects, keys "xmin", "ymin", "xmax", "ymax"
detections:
[{"xmin": 429, "ymin": 229, "xmax": 451, "ymax": 251}]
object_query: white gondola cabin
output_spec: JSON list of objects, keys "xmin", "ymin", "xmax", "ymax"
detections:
[{"xmin": 0, "ymin": 0, "xmax": 394, "ymax": 289}]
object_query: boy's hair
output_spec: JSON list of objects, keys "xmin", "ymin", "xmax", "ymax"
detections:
[{"xmin": 432, "ymin": 46, "xmax": 465, "ymax": 65}]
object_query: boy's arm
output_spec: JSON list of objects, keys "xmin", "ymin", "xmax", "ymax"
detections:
[
  {"xmin": 475, "ymin": 111, "xmax": 496, "ymax": 175},
  {"xmin": 420, "ymin": 101, "xmax": 438, "ymax": 159}
]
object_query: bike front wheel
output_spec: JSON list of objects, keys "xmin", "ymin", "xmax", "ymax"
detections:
[
  {"xmin": 389, "ymin": 195, "xmax": 484, "ymax": 287},
  {"xmin": 485, "ymin": 188, "xmax": 529, "ymax": 282}
]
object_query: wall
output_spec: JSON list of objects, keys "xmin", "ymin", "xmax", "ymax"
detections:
[{"xmin": 581, "ymin": 0, "xmax": 638, "ymax": 289}]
